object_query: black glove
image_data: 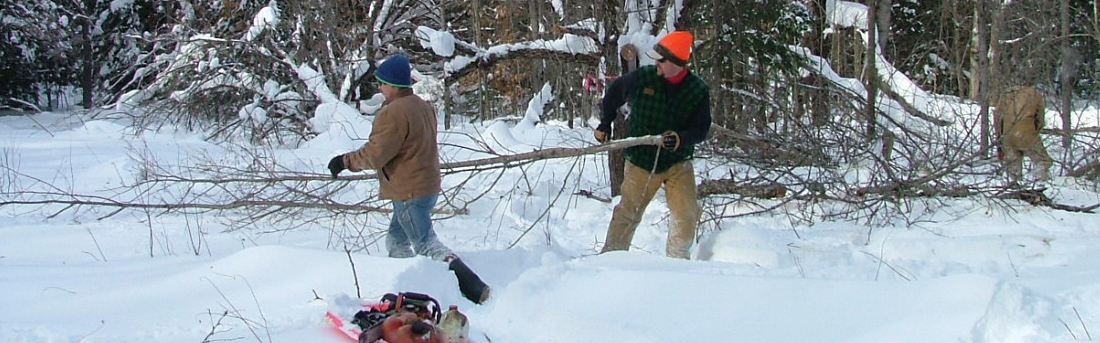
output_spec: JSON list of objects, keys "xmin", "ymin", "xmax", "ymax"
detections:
[
  {"xmin": 328, "ymin": 155, "xmax": 346, "ymax": 179},
  {"xmin": 594, "ymin": 123, "xmax": 612, "ymax": 143},
  {"xmin": 449, "ymin": 257, "xmax": 491, "ymax": 304},
  {"xmin": 661, "ymin": 131, "xmax": 681, "ymax": 151}
]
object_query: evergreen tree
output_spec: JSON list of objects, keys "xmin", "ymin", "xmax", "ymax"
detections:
[{"xmin": 690, "ymin": 0, "xmax": 812, "ymax": 132}]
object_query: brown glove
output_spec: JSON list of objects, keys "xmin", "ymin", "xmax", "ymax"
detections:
[
  {"xmin": 594, "ymin": 123, "xmax": 611, "ymax": 143},
  {"xmin": 593, "ymin": 130, "xmax": 608, "ymax": 143}
]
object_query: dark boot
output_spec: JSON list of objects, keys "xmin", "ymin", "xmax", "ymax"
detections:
[{"xmin": 448, "ymin": 258, "xmax": 491, "ymax": 304}]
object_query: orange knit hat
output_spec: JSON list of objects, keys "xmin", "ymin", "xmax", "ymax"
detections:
[{"xmin": 645, "ymin": 31, "xmax": 693, "ymax": 66}]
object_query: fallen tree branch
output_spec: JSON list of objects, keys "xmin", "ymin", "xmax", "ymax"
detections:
[
  {"xmin": 1042, "ymin": 126, "xmax": 1100, "ymax": 135},
  {"xmin": 854, "ymin": 145, "xmax": 988, "ymax": 197},
  {"xmin": 696, "ymin": 179, "xmax": 788, "ymax": 199},
  {"xmin": 1068, "ymin": 160, "xmax": 1100, "ymax": 180},
  {"xmin": 443, "ymin": 135, "xmax": 663, "ymax": 172},
  {"xmin": 0, "ymin": 136, "xmax": 664, "ymax": 218},
  {"xmin": 706, "ymin": 124, "xmax": 824, "ymax": 166},
  {"xmin": 877, "ymin": 83, "xmax": 951, "ymax": 127},
  {"xmin": 995, "ymin": 187, "xmax": 1099, "ymax": 213},
  {"xmin": 4, "ymin": 98, "xmax": 55, "ymax": 137},
  {"xmin": 0, "ymin": 198, "xmax": 467, "ymax": 218},
  {"xmin": 146, "ymin": 135, "xmax": 665, "ymax": 184}
]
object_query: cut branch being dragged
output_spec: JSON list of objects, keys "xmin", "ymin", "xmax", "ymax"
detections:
[
  {"xmin": 142, "ymin": 135, "xmax": 665, "ymax": 184},
  {"xmin": 0, "ymin": 196, "xmax": 468, "ymax": 219},
  {"xmin": 0, "ymin": 136, "xmax": 663, "ymax": 219}
]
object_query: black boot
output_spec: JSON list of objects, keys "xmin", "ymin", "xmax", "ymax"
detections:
[{"xmin": 448, "ymin": 258, "xmax": 491, "ymax": 304}]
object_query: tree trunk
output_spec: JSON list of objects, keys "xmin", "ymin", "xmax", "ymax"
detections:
[
  {"xmin": 1059, "ymin": 0, "xmax": 1074, "ymax": 151},
  {"xmin": 609, "ymin": 44, "xmax": 637, "ymax": 197},
  {"xmin": 989, "ymin": 2, "xmax": 1004, "ymax": 97},
  {"xmin": 1094, "ymin": 1, "xmax": 1100, "ymax": 43},
  {"xmin": 676, "ymin": 0, "xmax": 697, "ymax": 29},
  {"xmin": 441, "ymin": 7, "xmax": 452, "ymax": 130},
  {"xmin": 952, "ymin": 1, "xmax": 969, "ymax": 98},
  {"xmin": 973, "ymin": 0, "xmax": 991, "ymax": 153},
  {"xmin": 80, "ymin": 0, "xmax": 98, "ymax": 109},
  {"xmin": 864, "ymin": 0, "xmax": 878, "ymax": 141},
  {"xmin": 876, "ymin": 0, "xmax": 892, "ymax": 52},
  {"xmin": 972, "ymin": 1, "xmax": 990, "ymax": 101},
  {"xmin": 806, "ymin": 0, "xmax": 829, "ymax": 126},
  {"xmin": 530, "ymin": 0, "xmax": 546, "ymax": 95},
  {"xmin": 474, "ymin": 0, "xmax": 489, "ymax": 121},
  {"xmin": 603, "ymin": 0, "xmax": 628, "ymax": 197}
]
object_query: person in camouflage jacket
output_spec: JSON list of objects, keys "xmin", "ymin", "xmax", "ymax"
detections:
[{"xmin": 594, "ymin": 31, "xmax": 711, "ymax": 259}]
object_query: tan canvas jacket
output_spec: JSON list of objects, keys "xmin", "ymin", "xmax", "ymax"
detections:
[
  {"xmin": 993, "ymin": 85, "xmax": 1045, "ymax": 149},
  {"xmin": 342, "ymin": 90, "xmax": 442, "ymax": 200}
]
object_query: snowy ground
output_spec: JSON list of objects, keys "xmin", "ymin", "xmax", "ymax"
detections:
[{"xmin": 3, "ymin": 110, "xmax": 1100, "ymax": 343}]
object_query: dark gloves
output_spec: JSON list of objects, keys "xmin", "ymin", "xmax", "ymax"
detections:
[
  {"xmin": 328, "ymin": 154, "xmax": 346, "ymax": 179},
  {"xmin": 661, "ymin": 131, "xmax": 681, "ymax": 151},
  {"xmin": 594, "ymin": 123, "xmax": 611, "ymax": 143}
]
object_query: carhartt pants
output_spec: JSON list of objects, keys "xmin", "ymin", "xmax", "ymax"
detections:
[
  {"xmin": 601, "ymin": 160, "xmax": 702, "ymax": 259},
  {"xmin": 1003, "ymin": 141, "xmax": 1052, "ymax": 181}
]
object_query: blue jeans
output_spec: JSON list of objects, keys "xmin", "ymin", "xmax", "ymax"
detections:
[{"xmin": 386, "ymin": 193, "xmax": 453, "ymax": 261}]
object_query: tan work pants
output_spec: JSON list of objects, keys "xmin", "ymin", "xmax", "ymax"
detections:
[{"xmin": 601, "ymin": 160, "xmax": 702, "ymax": 259}]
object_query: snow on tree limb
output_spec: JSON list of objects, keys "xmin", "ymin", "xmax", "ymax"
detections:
[{"xmin": 414, "ymin": 26, "xmax": 601, "ymax": 79}]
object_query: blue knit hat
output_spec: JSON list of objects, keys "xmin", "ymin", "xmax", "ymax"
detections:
[{"xmin": 374, "ymin": 54, "xmax": 413, "ymax": 87}]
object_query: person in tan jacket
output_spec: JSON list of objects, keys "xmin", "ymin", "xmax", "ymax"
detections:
[
  {"xmin": 327, "ymin": 54, "xmax": 489, "ymax": 303},
  {"xmin": 993, "ymin": 85, "xmax": 1052, "ymax": 182}
]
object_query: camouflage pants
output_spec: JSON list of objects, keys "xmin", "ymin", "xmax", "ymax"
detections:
[
  {"xmin": 387, "ymin": 193, "xmax": 453, "ymax": 261},
  {"xmin": 601, "ymin": 160, "xmax": 701, "ymax": 259}
]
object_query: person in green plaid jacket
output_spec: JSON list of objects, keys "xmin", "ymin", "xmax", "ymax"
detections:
[{"xmin": 593, "ymin": 31, "xmax": 711, "ymax": 259}]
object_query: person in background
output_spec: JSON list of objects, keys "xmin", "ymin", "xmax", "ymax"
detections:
[
  {"xmin": 593, "ymin": 31, "xmax": 711, "ymax": 259},
  {"xmin": 327, "ymin": 54, "xmax": 489, "ymax": 303},
  {"xmin": 993, "ymin": 85, "xmax": 1052, "ymax": 183}
]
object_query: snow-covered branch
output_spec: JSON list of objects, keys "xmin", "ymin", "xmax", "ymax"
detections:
[{"xmin": 415, "ymin": 26, "xmax": 601, "ymax": 80}]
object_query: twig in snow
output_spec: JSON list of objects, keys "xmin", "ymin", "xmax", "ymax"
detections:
[
  {"xmin": 4, "ymin": 98, "xmax": 55, "ymax": 137},
  {"xmin": 200, "ymin": 310, "xmax": 234, "ymax": 343},
  {"xmin": 72, "ymin": 319, "xmax": 105, "ymax": 343},
  {"xmin": 203, "ymin": 276, "xmax": 273, "ymax": 343},
  {"xmin": 1074, "ymin": 307, "xmax": 1092, "ymax": 340},
  {"xmin": 859, "ymin": 250, "xmax": 913, "ymax": 281},
  {"xmin": 85, "ymin": 227, "xmax": 107, "ymax": 262},
  {"xmin": 1006, "ymin": 251, "xmax": 1019, "ymax": 277},
  {"xmin": 344, "ymin": 246, "xmax": 362, "ymax": 299}
]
